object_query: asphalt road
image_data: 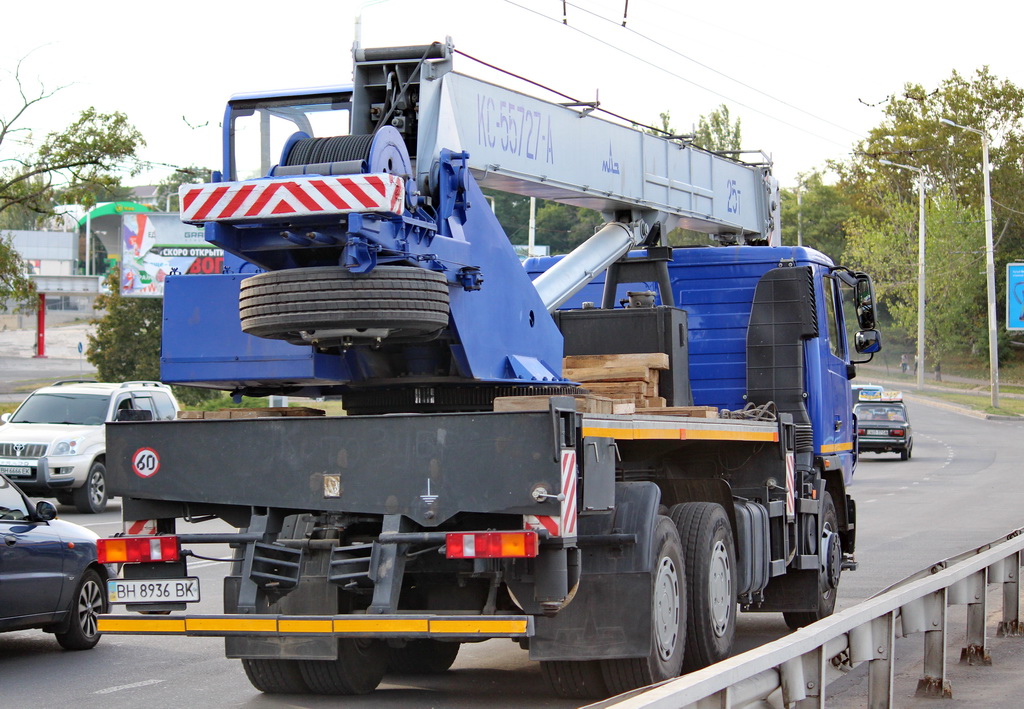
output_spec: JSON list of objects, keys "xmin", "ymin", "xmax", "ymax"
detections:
[{"xmin": 3, "ymin": 399, "xmax": 1024, "ymax": 707}]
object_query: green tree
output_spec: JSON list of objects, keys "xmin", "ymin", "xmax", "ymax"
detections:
[
  {"xmin": 1, "ymin": 60, "xmax": 145, "ymax": 309},
  {"xmin": 693, "ymin": 104, "xmax": 742, "ymax": 155},
  {"xmin": 156, "ymin": 165, "xmax": 213, "ymax": 213},
  {"xmin": 845, "ymin": 187, "xmax": 985, "ymax": 363},
  {"xmin": 835, "ymin": 67, "xmax": 1024, "ymax": 360},
  {"xmin": 779, "ymin": 171, "xmax": 853, "ymax": 259},
  {"xmin": 87, "ymin": 267, "xmax": 214, "ymax": 406}
]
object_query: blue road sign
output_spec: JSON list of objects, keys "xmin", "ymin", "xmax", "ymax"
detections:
[{"xmin": 1007, "ymin": 264, "xmax": 1024, "ymax": 331}]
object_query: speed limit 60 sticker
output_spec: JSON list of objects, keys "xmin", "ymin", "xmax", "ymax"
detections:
[{"xmin": 132, "ymin": 448, "xmax": 161, "ymax": 478}]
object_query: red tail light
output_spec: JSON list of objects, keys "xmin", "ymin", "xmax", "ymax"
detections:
[
  {"xmin": 445, "ymin": 531, "xmax": 539, "ymax": 559},
  {"xmin": 98, "ymin": 536, "xmax": 181, "ymax": 563},
  {"xmin": 889, "ymin": 428, "xmax": 906, "ymax": 437},
  {"xmin": 857, "ymin": 428, "xmax": 866, "ymax": 436}
]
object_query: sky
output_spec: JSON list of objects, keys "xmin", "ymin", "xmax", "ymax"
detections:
[{"xmin": 2, "ymin": 0, "xmax": 1020, "ymax": 191}]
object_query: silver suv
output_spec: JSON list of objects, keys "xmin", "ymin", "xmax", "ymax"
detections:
[{"xmin": 0, "ymin": 381, "xmax": 179, "ymax": 513}]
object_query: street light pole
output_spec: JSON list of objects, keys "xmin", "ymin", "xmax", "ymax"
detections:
[
  {"xmin": 940, "ymin": 118, "xmax": 999, "ymax": 408},
  {"xmin": 879, "ymin": 159, "xmax": 927, "ymax": 391}
]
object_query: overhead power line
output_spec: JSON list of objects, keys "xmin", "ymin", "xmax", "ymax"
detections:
[{"xmin": 501, "ymin": 0, "xmax": 861, "ymax": 150}]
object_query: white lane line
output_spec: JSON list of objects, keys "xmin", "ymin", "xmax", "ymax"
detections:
[{"xmin": 95, "ymin": 679, "xmax": 165, "ymax": 694}]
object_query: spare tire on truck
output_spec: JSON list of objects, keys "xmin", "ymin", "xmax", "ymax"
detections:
[{"xmin": 239, "ymin": 265, "xmax": 450, "ymax": 347}]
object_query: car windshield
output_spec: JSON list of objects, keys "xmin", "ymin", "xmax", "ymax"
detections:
[
  {"xmin": 855, "ymin": 404, "xmax": 906, "ymax": 423},
  {"xmin": 10, "ymin": 393, "xmax": 109, "ymax": 425}
]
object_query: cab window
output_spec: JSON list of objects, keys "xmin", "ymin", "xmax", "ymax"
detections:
[{"xmin": 822, "ymin": 276, "xmax": 843, "ymax": 359}]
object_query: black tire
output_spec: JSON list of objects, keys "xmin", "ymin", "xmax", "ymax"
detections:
[
  {"xmin": 600, "ymin": 516, "xmax": 685, "ymax": 694},
  {"xmin": 387, "ymin": 639, "xmax": 460, "ymax": 674},
  {"xmin": 55, "ymin": 568, "xmax": 105, "ymax": 650},
  {"xmin": 783, "ymin": 493, "xmax": 841, "ymax": 630},
  {"xmin": 669, "ymin": 502, "xmax": 737, "ymax": 671},
  {"xmin": 239, "ymin": 266, "xmax": 450, "ymax": 346},
  {"xmin": 541, "ymin": 660, "xmax": 609, "ymax": 699},
  {"xmin": 72, "ymin": 461, "xmax": 107, "ymax": 514},
  {"xmin": 299, "ymin": 639, "xmax": 387, "ymax": 695},
  {"xmin": 241, "ymin": 659, "xmax": 309, "ymax": 693}
]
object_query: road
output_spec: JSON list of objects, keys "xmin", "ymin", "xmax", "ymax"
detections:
[{"xmin": 2, "ymin": 398, "xmax": 1023, "ymax": 707}]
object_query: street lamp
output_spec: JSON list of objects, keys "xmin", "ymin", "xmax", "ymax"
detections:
[
  {"xmin": 879, "ymin": 159, "xmax": 927, "ymax": 391},
  {"xmin": 940, "ymin": 117, "xmax": 999, "ymax": 408}
]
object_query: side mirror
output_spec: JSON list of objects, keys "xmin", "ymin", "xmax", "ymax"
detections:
[
  {"xmin": 35, "ymin": 500, "xmax": 58, "ymax": 521},
  {"xmin": 855, "ymin": 276, "xmax": 876, "ymax": 330},
  {"xmin": 1, "ymin": 412, "xmax": 10, "ymax": 424},
  {"xmin": 851, "ymin": 325, "xmax": 884, "ymax": 360}
]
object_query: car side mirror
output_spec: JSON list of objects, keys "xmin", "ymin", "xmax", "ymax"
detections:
[
  {"xmin": 35, "ymin": 500, "xmax": 58, "ymax": 521},
  {"xmin": 1, "ymin": 412, "xmax": 10, "ymax": 424}
]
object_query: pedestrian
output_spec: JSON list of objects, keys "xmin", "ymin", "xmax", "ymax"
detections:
[
  {"xmin": 913, "ymin": 355, "xmax": 918, "ymax": 375},
  {"xmin": 900, "ymin": 353, "xmax": 908, "ymax": 374}
]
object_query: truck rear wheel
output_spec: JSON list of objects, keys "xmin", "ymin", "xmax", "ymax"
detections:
[
  {"xmin": 239, "ymin": 265, "xmax": 450, "ymax": 347},
  {"xmin": 241, "ymin": 659, "xmax": 308, "ymax": 694},
  {"xmin": 783, "ymin": 492, "xmax": 841, "ymax": 629},
  {"xmin": 386, "ymin": 639, "xmax": 460, "ymax": 674},
  {"xmin": 299, "ymin": 639, "xmax": 387, "ymax": 694},
  {"xmin": 670, "ymin": 502, "xmax": 737, "ymax": 671},
  {"xmin": 600, "ymin": 516, "xmax": 685, "ymax": 693},
  {"xmin": 541, "ymin": 660, "xmax": 608, "ymax": 699}
]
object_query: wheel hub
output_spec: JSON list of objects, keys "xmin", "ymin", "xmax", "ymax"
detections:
[
  {"xmin": 708, "ymin": 540, "xmax": 733, "ymax": 637},
  {"xmin": 822, "ymin": 527, "xmax": 842, "ymax": 591},
  {"xmin": 654, "ymin": 556, "xmax": 681, "ymax": 661}
]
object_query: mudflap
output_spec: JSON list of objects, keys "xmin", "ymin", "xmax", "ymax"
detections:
[{"xmin": 529, "ymin": 481, "xmax": 661, "ymax": 661}]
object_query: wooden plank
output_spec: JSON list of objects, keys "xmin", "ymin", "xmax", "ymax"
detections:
[
  {"xmin": 563, "ymin": 353, "xmax": 670, "ymax": 370},
  {"xmin": 564, "ymin": 366, "xmax": 656, "ymax": 383},
  {"xmin": 635, "ymin": 406, "xmax": 719, "ymax": 419},
  {"xmin": 493, "ymin": 394, "xmax": 614, "ymax": 414}
]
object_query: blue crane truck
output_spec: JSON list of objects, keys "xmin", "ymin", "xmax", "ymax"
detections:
[{"xmin": 97, "ymin": 40, "xmax": 881, "ymax": 699}]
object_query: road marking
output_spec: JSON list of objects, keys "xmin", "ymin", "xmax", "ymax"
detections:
[{"xmin": 94, "ymin": 679, "xmax": 165, "ymax": 694}]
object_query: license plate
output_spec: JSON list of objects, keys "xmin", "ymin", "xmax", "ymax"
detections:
[
  {"xmin": 107, "ymin": 577, "xmax": 200, "ymax": 604},
  {"xmin": 0, "ymin": 465, "xmax": 31, "ymax": 477},
  {"xmin": 866, "ymin": 429, "xmax": 887, "ymax": 436}
]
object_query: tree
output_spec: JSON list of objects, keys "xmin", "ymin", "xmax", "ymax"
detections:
[
  {"xmin": 693, "ymin": 104, "xmax": 742, "ymax": 155},
  {"xmin": 779, "ymin": 171, "xmax": 853, "ymax": 259},
  {"xmin": 845, "ymin": 187, "xmax": 985, "ymax": 364},
  {"xmin": 835, "ymin": 67, "xmax": 1024, "ymax": 360},
  {"xmin": 1, "ymin": 58, "xmax": 144, "ymax": 309},
  {"xmin": 156, "ymin": 165, "xmax": 213, "ymax": 213},
  {"xmin": 87, "ymin": 266, "xmax": 215, "ymax": 406}
]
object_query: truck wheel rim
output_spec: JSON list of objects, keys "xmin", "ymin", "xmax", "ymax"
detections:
[
  {"xmin": 654, "ymin": 556, "xmax": 681, "ymax": 661},
  {"xmin": 709, "ymin": 540, "xmax": 733, "ymax": 637}
]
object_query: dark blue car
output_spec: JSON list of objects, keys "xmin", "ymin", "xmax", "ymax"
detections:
[{"xmin": 0, "ymin": 473, "xmax": 111, "ymax": 649}]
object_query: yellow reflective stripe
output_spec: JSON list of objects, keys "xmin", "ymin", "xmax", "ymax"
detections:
[
  {"xmin": 430, "ymin": 619, "xmax": 528, "ymax": 634},
  {"xmin": 582, "ymin": 426, "xmax": 632, "ymax": 439},
  {"xmin": 631, "ymin": 428, "xmax": 682, "ymax": 440},
  {"xmin": 188, "ymin": 617, "xmax": 277, "ymax": 633},
  {"xmin": 822, "ymin": 442, "xmax": 853, "ymax": 453},
  {"xmin": 279, "ymin": 618, "xmax": 334, "ymax": 633},
  {"xmin": 683, "ymin": 430, "xmax": 779, "ymax": 442},
  {"xmin": 98, "ymin": 617, "xmax": 185, "ymax": 633},
  {"xmin": 334, "ymin": 618, "xmax": 429, "ymax": 633}
]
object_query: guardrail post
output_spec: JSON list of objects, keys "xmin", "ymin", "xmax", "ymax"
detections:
[
  {"xmin": 867, "ymin": 611, "xmax": 895, "ymax": 708},
  {"xmin": 997, "ymin": 550, "xmax": 1022, "ymax": 637},
  {"xmin": 955, "ymin": 569, "xmax": 990, "ymax": 665},
  {"xmin": 915, "ymin": 588, "xmax": 951, "ymax": 698},
  {"xmin": 792, "ymin": 646, "xmax": 827, "ymax": 708}
]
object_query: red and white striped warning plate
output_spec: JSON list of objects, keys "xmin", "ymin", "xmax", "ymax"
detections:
[{"xmin": 179, "ymin": 173, "xmax": 405, "ymax": 224}]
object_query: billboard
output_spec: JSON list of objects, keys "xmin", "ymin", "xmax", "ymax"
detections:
[
  {"xmin": 1008, "ymin": 263, "xmax": 1024, "ymax": 331},
  {"xmin": 121, "ymin": 214, "xmax": 223, "ymax": 297}
]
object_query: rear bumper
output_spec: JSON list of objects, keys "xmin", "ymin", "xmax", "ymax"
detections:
[
  {"xmin": 859, "ymin": 437, "xmax": 908, "ymax": 453},
  {"xmin": 98, "ymin": 613, "xmax": 533, "ymax": 639}
]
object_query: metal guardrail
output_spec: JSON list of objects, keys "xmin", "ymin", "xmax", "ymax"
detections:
[{"xmin": 595, "ymin": 528, "xmax": 1024, "ymax": 708}]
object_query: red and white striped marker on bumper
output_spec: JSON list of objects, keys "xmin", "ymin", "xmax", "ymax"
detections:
[
  {"xmin": 179, "ymin": 173, "xmax": 405, "ymax": 224},
  {"xmin": 524, "ymin": 449, "xmax": 578, "ymax": 539}
]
